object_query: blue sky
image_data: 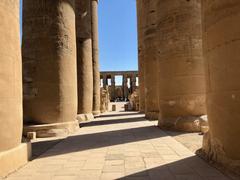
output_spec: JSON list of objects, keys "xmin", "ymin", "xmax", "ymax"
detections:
[
  {"xmin": 19, "ymin": 0, "xmax": 138, "ymax": 72},
  {"xmin": 98, "ymin": 0, "xmax": 138, "ymax": 71}
]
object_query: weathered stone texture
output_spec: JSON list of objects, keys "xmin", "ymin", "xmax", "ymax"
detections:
[
  {"xmin": 100, "ymin": 87, "xmax": 110, "ymax": 113},
  {"xmin": 200, "ymin": 0, "xmax": 240, "ymax": 175},
  {"xmin": 22, "ymin": 0, "xmax": 78, "ymax": 125},
  {"xmin": 143, "ymin": 0, "xmax": 159, "ymax": 120},
  {"xmin": 0, "ymin": 0, "xmax": 22, "ymax": 151},
  {"xmin": 128, "ymin": 89, "xmax": 140, "ymax": 111},
  {"xmin": 76, "ymin": 0, "xmax": 94, "ymax": 118},
  {"xmin": 157, "ymin": 0, "xmax": 206, "ymax": 130},
  {"xmin": 136, "ymin": 0, "xmax": 146, "ymax": 113},
  {"xmin": 92, "ymin": 0, "xmax": 101, "ymax": 116}
]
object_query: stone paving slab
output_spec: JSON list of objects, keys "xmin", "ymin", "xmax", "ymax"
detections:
[{"xmin": 4, "ymin": 112, "xmax": 230, "ymax": 180}]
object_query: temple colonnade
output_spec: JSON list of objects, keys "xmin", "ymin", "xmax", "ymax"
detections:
[
  {"xmin": 0, "ymin": 0, "xmax": 240, "ymax": 177},
  {"xmin": 137, "ymin": 0, "xmax": 240, "ymax": 175},
  {"xmin": 100, "ymin": 71, "xmax": 138, "ymax": 101},
  {"xmin": 0, "ymin": 0, "xmax": 101, "ymax": 177}
]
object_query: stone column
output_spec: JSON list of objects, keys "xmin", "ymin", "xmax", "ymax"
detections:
[
  {"xmin": 131, "ymin": 75, "xmax": 137, "ymax": 93},
  {"xmin": 157, "ymin": 0, "xmax": 206, "ymax": 131},
  {"xmin": 123, "ymin": 75, "xmax": 129, "ymax": 101},
  {"xmin": 0, "ymin": 0, "xmax": 22, "ymax": 152},
  {"xmin": 0, "ymin": 1, "xmax": 31, "ymax": 177},
  {"xmin": 143, "ymin": 0, "xmax": 159, "ymax": 120},
  {"xmin": 103, "ymin": 74, "xmax": 108, "ymax": 89},
  {"xmin": 137, "ymin": 0, "xmax": 146, "ymax": 112},
  {"xmin": 22, "ymin": 0, "xmax": 79, "ymax": 137},
  {"xmin": 92, "ymin": 0, "xmax": 101, "ymax": 116},
  {"xmin": 76, "ymin": 0, "xmax": 94, "ymax": 122},
  {"xmin": 200, "ymin": 0, "xmax": 240, "ymax": 175},
  {"xmin": 111, "ymin": 75, "xmax": 116, "ymax": 101}
]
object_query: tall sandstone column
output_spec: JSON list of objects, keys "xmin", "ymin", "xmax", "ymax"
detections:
[
  {"xmin": 201, "ymin": 0, "xmax": 240, "ymax": 174},
  {"xmin": 136, "ymin": 0, "xmax": 145, "ymax": 113},
  {"xmin": 22, "ymin": 0, "xmax": 78, "ymax": 137},
  {"xmin": 143, "ymin": 0, "xmax": 159, "ymax": 120},
  {"xmin": 0, "ymin": 1, "xmax": 31, "ymax": 177},
  {"xmin": 76, "ymin": 0, "xmax": 94, "ymax": 121},
  {"xmin": 0, "ymin": 0, "xmax": 22, "ymax": 152},
  {"xmin": 92, "ymin": 0, "xmax": 101, "ymax": 116},
  {"xmin": 157, "ymin": 0, "xmax": 206, "ymax": 132}
]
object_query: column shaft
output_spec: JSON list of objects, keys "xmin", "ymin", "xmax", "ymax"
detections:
[
  {"xmin": 123, "ymin": 75, "xmax": 129, "ymax": 100},
  {"xmin": 157, "ymin": 0, "xmax": 206, "ymax": 131},
  {"xmin": 103, "ymin": 74, "xmax": 107, "ymax": 89},
  {"xmin": 201, "ymin": 0, "xmax": 240, "ymax": 174},
  {"xmin": 137, "ymin": 0, "xmax": 146, "ymax": 113},
  {"xmin": 111, "ymin": 76, "xmax": 116, "ymax": 101},
  {"xmin": 92, "ymin": 0, "xmax": 101, "ymax": 115},
  {"xmin": 0, "ymin": 0, "xmax": 22, "ymax": 151},
  {"xmin": 76, "ymin": 0, "xmax": 94, "ymax": 120},
  {"xmin": 22, "ymin": 0, "xmax": 78, "ymax": 134},
  {"xmin": 143, "ymin": 0, "xmax": 159, "ymax": 120}
]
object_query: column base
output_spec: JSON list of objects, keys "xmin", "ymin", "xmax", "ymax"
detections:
[
  {"xmin": 197, "ymin": 132, "xmax": 240, "ymax": 177},
  {"xmin": 23, "ymin": 120, "xmax": 79, "ymax": 138},
  {"xmin": 77, "ymin": 113, "xmax": 94, "ymax": 122},
  {"xmin": 145, "ymin": 111, "xmax": 159, "ymax": 120},
  {"xmin": 0, "ymin": 142, "xmax": 31, "ymax": 178},
  {"xmin": 92, "ymin": 110, "xmax": 101, "ymax": 116},
  {"xmin": 158, "ymin": 115, "xmax": 208, "ymax": 133}
]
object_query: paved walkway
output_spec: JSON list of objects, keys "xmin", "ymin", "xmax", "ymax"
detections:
[{"xmin": 5, "ymin": 111, "xmax": 229, "ymax": 180}]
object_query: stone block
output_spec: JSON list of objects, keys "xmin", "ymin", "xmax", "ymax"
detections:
[{"xmin": 0, "ymin": 143, "xmax": 31, "ymax": 178}]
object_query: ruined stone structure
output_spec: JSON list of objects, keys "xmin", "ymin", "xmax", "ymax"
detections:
[
  {"xmin": 199, "ymin": 0, "xmax": 240, "ymax": 175},
  {"xmin": 100, "ymin": 87, "xmax": 110, "ymax": 113},
  {"xmin": 128, "ymin": 89, "xmax": 140, "ymax": 111},
  {"xmin": 22, "ymin": 0, "xmax": 79, "ymax": 137},
  {"xmin": 76, "ymin": 0, "xmax": 94, "ymax": 122},
  {"xmin": 156, "ymin": 0, "xmax": 206, "ymax": 131},
  {"xmin": 92, "ymin": 0, "xmax": 101, "ymax": 116},
  {"xmin": 100, "ymin": 71, "xmax": 138, "ymax": 101}
]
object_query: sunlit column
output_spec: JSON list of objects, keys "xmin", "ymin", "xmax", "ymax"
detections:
[{"xmin": 92, "ymin": 0, "xmax": 101, "ymax": 116}]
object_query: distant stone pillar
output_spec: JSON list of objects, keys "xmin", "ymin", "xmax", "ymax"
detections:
[
  {"xmin": 123, "ymin": 75, "xmax": 129, "ymax": 101},
  {"xmin": 91, "ymin": 0, "xmax": 101, "ymax": 116},
  {"xmin": 157, "ymin": 0, "xmax": 206, "ymax": 131},
  {"xmin": 22, "ymin": 0, "xmax": 79, "ymax": 137},
  {"xmin": 131, "ymin": 75, "xmax": 137, "ymax": 93},
  {"xmin": 0, "ymin": 0, "xmax": 22, "ymax": 152},
  {"xmin": 111, "ymin": 75, "xmax": 116, "ymax": 101},
  {"xmin": 200, "ymin": 0, "xmax": 240, "ymax": 174},
  {"xmin": 76, "ymin": 0, "xmax": 94, "ymax": 122},
  {"xmin": 144, "ymin": 0, "xmax": 159, "ymax": 120},
  {"xmin": 137, "ymin": 0, "xmax": 146, "ymax": 113},
  {"xmin": 103, "ymin": 74, "xmax": 108, "ymax": 89}
]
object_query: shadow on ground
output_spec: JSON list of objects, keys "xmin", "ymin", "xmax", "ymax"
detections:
[
  {"xmin": 97, "ymin": 112, "xmax": 142, "ymax": 118},
  {"xmin": 34, "ymin": 126, "xmax": 166, "ymax": 159},
  {"xmin": 80, "ymin": 116, "xmax": 146, "ymax": 127},
  {"xmin": 119, "ymin": 156, "xmax": 229, "ymax": 180}
]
